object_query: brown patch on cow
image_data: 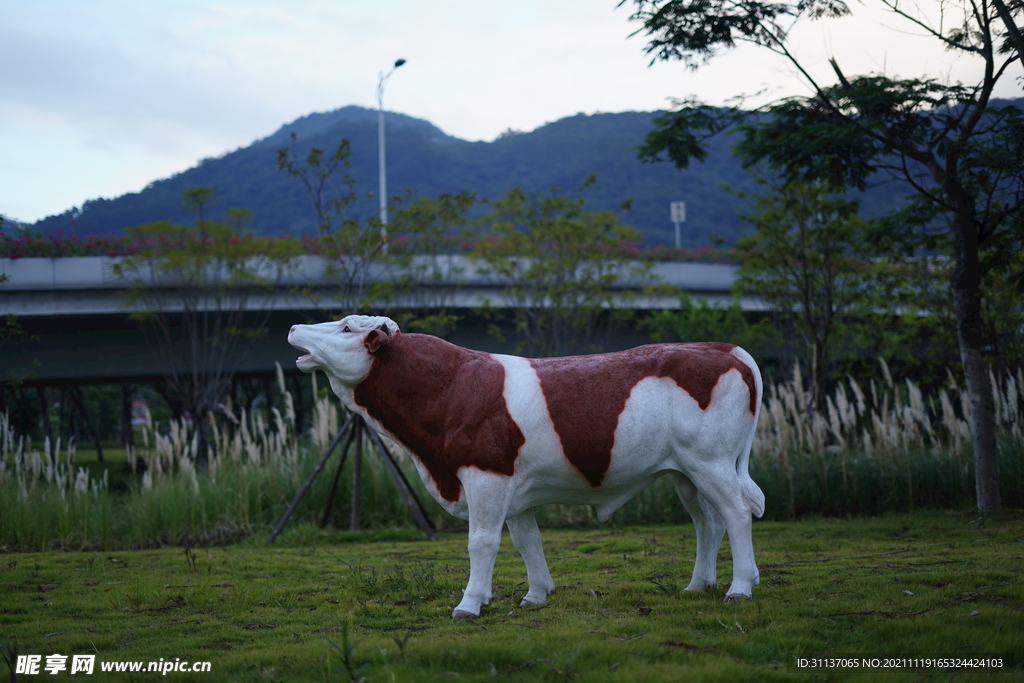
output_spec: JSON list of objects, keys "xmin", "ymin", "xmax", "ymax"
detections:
[
  {"xmin": 530, "ymin": 343, "xmax": 757, "ymax": 488},
  {"xmin": 353, "ymin": 334, "xmax": 525, "ymax": 503}
]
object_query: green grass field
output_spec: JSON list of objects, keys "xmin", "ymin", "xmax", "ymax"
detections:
[{"xmin": 2, "ymin": 510, "xmax": 1021, "ymax": 682}]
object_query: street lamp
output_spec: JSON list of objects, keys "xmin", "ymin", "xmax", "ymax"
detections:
[{"xmin": 377, "ymin": 58, "xmax": 406, "ymax": 247}]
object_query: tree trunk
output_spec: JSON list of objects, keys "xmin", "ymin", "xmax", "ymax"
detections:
[
  {"xmin": 991, "ymin": 0, "xmax": 1024, "ymax": 72},
  {"xmin": 70, "ymin": 385, "xmax": 104, "ymax": 463},
  {"xmin": 193, "ymin": 407, "xmax": 211, "ymax": 472},
  {"xmin": 350, "ymin": 431, "xmax": 363, "ymax": 531},
  {"xmin": 949, "ymin": 209, "xmax": 1001, "ymax": 512}
]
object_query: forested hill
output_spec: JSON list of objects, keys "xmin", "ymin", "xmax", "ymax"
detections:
[{"xmin": 31, "ymin": 105, "xmax": 908, "ymax": 247}]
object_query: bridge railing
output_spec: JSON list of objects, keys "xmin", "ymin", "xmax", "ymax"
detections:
[{"xmin": 0, "ymin": 256, "xmax": 759, "ymax": 316}]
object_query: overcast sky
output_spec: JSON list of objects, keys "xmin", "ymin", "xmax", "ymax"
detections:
[{"xmin": 2, "ymin": 0, "xmax": 1020, "ymax": 224}]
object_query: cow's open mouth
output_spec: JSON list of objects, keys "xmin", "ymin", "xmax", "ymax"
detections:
[{"xmin": 292, "ymin": 345, "xmax": 312, "ymax": 363}]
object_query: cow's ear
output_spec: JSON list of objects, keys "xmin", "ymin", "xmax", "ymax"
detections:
[
  {"xmin": 364, "ymin": 328, "xmax": 390, "ymax": 355},
  {"xmin": 378, "ymin": 323, "xmax": 390, "ymax": 336}
]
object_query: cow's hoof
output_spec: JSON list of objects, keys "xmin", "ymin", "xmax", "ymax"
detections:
[
  {"xmin": 684, "ymin": 582, "xmax": 715, "ymax": 593},
  {"xmin": 519, "ymin": 596, "xmax": 546, "ymax": 608},
  {"xmin": 451, "ymin": 609, "xmax": 478, "ymax": 619},
  {"xmin": 723, "ymin": 593, "xmax": 752, "ymax": 603}
]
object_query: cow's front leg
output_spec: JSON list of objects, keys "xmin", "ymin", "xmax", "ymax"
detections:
[
  {"xmin": 506, "ymin": 509, "xmax": 555, "ymax": 607},
  {"xmin": 452, "ymin": 470, "xmax": 512, "ymax": 619}
]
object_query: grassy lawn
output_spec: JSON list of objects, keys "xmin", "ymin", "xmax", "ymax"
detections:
[{"xmin": 2, "ymin": 510, "xmax": 1022, "ymax": 682}]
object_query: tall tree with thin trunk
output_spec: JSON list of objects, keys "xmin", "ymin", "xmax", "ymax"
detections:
[{"xmin": 623, "ymin": 0, "xmax": 1024, "ymax": 512}]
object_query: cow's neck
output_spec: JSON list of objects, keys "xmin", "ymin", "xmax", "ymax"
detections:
[
  {"xmin": 347, "ymin": 334, "xmax": 527, "ymax": 504},
  {"xmin": 350, "ymin": 334, "xmax": 472, "ymax": 501}
]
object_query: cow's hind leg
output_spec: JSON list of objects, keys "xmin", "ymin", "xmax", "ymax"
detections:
[
  {"xmin": 691, "ymin": 468, "xmax": 760, "ymax": 602},
  {"xmin": 506, "ymin": 509, "xmax": 556, "ymax": 607},
  {"xmin": 671, "ymin": 472, "xmax": 726, "ymax": 592},
  {"xmin": 452, "ymin": 470, "xmax": 512, "ymax": 619}
]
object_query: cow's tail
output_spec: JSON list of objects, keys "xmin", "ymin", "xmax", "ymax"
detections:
[{"xmin": 732, "ymin": 346, "xmax": 765, "ymax": 519}]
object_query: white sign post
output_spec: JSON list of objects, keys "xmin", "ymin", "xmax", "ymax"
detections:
[{"xmin": 670, "ymin": 201, "xmax": 686, "ymax": 248}]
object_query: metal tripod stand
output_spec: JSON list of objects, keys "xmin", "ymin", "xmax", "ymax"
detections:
[{"xmin": 268, "ymin": 411, "xmax": 436, "ymax": 542}]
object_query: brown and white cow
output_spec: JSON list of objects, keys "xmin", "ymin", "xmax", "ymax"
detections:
[{"xmin": 288, "ymin": 314, "xmax": 764, "ymax": 618}]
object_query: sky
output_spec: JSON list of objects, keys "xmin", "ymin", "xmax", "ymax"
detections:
[{"xmin": 2, "ymin": 0, "xmax": 1020, "ymax": 224}]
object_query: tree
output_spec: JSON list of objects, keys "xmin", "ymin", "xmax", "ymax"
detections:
[
  {"xmin": 113, "ymin": 191, "xmax": 300, "ymax": 469},
  {"xmin": 624, "ymin": 0, "xmax": 1023, "ymax": 512},
  {"xmin": 647, "ymin": 292, "xmax": 778, "ymax": 353},
  {"xmin": 734, "ymin": 181, "xmax": 881, "ymax": 406},
  {"xmin": 386, "ymin": 191, "xmax": 477, "ymax": 338},
  {"xmin": 277, "ymin": 135, "xmax": 387, "ymax": 314},
  {"xmin": 474, "ymin": 178, "xmax": 659, "ymax": 357}
]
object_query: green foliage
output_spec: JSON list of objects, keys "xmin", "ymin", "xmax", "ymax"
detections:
[
  {"xmin": 474, "ymin": 180, "xmax": 661, "ymax": 356},
  {"xmin": 982, "ymin": 246, "xmax": 1024, "ymax": 373},
  {"xmin": 275, "ymin": 135, "xmax": 355, "ymax": 233},
  {"xmin": 386, "ymin": 191, "xmax": 478, "ymax": 338},
  {"xmin": 647, "ymin": 293, "xmax": 778, "ymax": 354},
  {"xmin": 633, "ymin": 101, "xmax": 743, "ymax": 170},
  {"xmin": 733, "ymin": 181, "xmax": 881, "ymax": 402},
  {"xmin": 277, "ymin": 135, "xmax": 391, "ymax": 312},
  {"xmin": 323, "ymin": 624, "xmax": 368, "ymax": 683},
  {"xmin": 180, "ymin": 187, "xmax": 217, "ymax": 223},
  {"xmin": 625, "ymin": 0, "xmax": 853, "ymax": 69}
]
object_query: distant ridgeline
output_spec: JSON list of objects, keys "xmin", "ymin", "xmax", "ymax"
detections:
[{"xmin": 32, "ymin": 105, "xmax": 914, "ymax": 248}]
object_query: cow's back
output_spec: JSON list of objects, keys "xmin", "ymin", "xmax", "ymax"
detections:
[{"xmin": 520, "ymin": 343, "xmax": 758, "ymax": 488}]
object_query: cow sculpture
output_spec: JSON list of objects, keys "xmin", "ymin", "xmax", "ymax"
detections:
[{"xmin": 288, "ymin": 315, "xmax": 765, "ymax": 618}]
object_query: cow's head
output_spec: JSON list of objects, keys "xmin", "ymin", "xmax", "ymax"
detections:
[{"xmin": 288, "ymin": 315, "xmax": 400, "ymax": 386}]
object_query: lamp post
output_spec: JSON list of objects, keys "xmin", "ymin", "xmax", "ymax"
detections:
[{"xmin": 377, "ymin": 58, "xmax": 406, "ymax": 248}]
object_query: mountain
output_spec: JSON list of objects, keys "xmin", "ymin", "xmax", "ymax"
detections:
[{"xmin": 31, "ymin": 105, "xmax": 912, "ymax": 247}]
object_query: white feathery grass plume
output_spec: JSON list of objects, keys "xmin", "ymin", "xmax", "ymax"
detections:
[
  {"xmin": 276, "ymin": 361, "xmax": 296, "ymax": 427},
  {"xmin": 879, "ymin": 357, "xmax": 893, "ymax": 387},
  {"xmin": 834, "ymin": 382, "xmax": 855, "ymax": 431},
  {"xmin": 178, "ymin": 455, "xmax": 200, "ymax": 496},
  {"xmin": 43, "ymin": 436, "xmax": 55, "ymax": 485},
  {"xmin": 861, "ymin": 427, "xmax": 874, "ymax": 456},
  {"xmin": 958, "ymin": 384, "xmax": 973, "ymax": 424},
  {"xmin": 990, "ymin": 369, "xmax": 1005, "ymax": 426},
  {"xmin": 793, "ymin": 363, "xmax": 808, "ymax": 414},
  {"xmin": 272, "ymin": 407, "xmax": 287, "ymax": 451},
  {"xmin": 826, "ymin": 395, "xmax": 847, "ymax": 448},
  {"xmin": 906, "ymin": 379, "xmax": 931, "ymax": 436},
  {"xmin": 74, "ymin": 467, "xmax": 89, "ymax": 496}
]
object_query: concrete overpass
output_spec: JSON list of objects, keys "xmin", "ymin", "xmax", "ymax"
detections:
[{"xmin": 0, "ymin": 255, "xmax": 751, "ymax": 384}]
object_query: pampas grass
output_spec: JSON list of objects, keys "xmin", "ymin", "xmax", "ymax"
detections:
[
  {"xmin": 1, "ymin": 366, "xmax": 440, "ymax": 550},
  {"xmin": 750, "ymin": 362, "xmax": 1024, "ymax": 517},
  {"xmin": 2, "ymin": 363, "xmax": 1022, "ymax": 549}
]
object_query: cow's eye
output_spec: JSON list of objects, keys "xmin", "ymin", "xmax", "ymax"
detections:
[{"xmin": 342, "ymin": 325, "xmax": 351, "ymax": 333}]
